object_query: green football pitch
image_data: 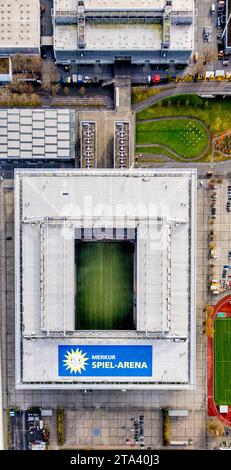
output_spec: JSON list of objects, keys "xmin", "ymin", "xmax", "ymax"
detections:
[
  {"xmin": 214, "ymin": 318, "xmax": 231, "ymax": 404},
  {"xmin": 75, "ymin": 241, "xmax": 135, "ymax": 330}
]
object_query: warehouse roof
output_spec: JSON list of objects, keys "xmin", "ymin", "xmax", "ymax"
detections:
[
  {"xmin": 0, "ymin": 109, "xmax": 75, "ymax": 159},
  {"xmin": 55, "ymin": 0, "xmax": 193, "ymax": 11},
  {"xmin": 0, "ymin": 0, "xmax": 40, "ymax": 51}
]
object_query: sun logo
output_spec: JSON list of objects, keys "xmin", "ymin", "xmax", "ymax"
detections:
[{"xmin": 63, "ymin": 348, "xmax": 89, "ymax": 374}]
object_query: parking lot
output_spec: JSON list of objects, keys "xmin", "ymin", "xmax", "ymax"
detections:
[
  {"xmin": 193, "ymin": 0, "xmax": 230, "ymax": 73},
  {"xmin": 207, "ymin": 177, "xmax": 231, "ymax": 298}
]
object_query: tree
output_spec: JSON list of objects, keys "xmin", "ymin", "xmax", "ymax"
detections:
[
  {"xmin": 79, "ymin": 86, "xmax": 85, "ymax": 96},
  {"xmin": 8, "ymin": 78, "xmax": 34, "ymax": 94},
  {"xmin": 11, "ymin": 54, "xmax": 42, "ymax": 76},
  {"xmin": 41, "ymin": 60, "xmax": 59, "ymax": 93},
  {"xmin": 202, "ymin": 47, "xmax": 217, "ymax": 66},
  {"xmin": 30, "ymin": 93, "xmax": 41, "ymax": 106},
  {"xmin": 50, "ymin": 83, "xmax": 61, "ymax": 96},
  {"xmin": 207, "ymin": 419, "xmax": 224, "ymax": 438}
]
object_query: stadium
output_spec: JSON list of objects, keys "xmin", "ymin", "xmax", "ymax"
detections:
[{"xmin": 15, "ymin": 169, "xmax": 196, "ymax": 390}]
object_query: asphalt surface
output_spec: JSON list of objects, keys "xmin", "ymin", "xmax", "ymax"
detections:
[
  {"xmin": 10, "ymin": 411, "xmax": 27, "ymax": 450},
  {"xmin": 40, "ymin": 0, "xmax": 53, "ymax": 38}
]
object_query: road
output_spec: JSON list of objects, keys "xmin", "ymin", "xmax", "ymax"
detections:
[
  {"xmin": 40, "ymin": 0, "xmax": 53, "ymax": 38},
  {"xmin": 134, "ymin": 81, "xmax": 231, "ymax": 112},
  {"xmin": 9, "ymin": 410, "xmax": 27, "ymax": 450},
  {"xmin": 135, "ymin": 157, "xmax": 231, "ymax": 178}
]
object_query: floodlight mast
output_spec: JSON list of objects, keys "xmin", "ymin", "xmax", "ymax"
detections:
[{"xmin": 221, "ymin": 11, "xmax": 231, "ymax": 40}]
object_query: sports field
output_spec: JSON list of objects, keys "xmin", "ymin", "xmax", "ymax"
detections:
[
  {"xmin": 214, "ymin": 318, "xmax": 231, "ymax": 404},
  {"xmin": 75, "ymin": 241, "xmax": 135, "ymax": 330}
]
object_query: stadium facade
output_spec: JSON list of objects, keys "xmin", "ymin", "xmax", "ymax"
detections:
[
  {"xmin": 15, "ymin": 169, "xmax": 196, "ymax": 390},
  {"xmin": 52, "ymin": 0, "xmax": 194, "ymax": 65}
]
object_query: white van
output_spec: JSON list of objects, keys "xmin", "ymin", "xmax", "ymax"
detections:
[{"xmin": 211, "ymin": 3, "xmax": 215, "ymax": 14}]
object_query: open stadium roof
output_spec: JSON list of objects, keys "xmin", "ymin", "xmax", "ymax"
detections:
[{"xmin": 15, "ymin": 169, "xmax": 196, "ymax": 389}]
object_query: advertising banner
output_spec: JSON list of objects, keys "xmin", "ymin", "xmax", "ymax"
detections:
[{"xmin": 58, "ymin": 345, "xmax": 152, "ymax": 377}]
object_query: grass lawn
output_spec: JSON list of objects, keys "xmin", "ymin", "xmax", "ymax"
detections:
[
  {"xmin": 136, "ymin": 118, "xmax": 208, "ymax": 158},
  {"xmin": 137, "ymin": 95, "xmax": 231, "ymax": 135},
  {"xmin": 75, "ymin": 241, "xmax": 135, "ymax": 330},
  {"xmin": 214, "ymin": 318, "xmax": 231, "ymax": 405},
  {"xmin": 136, "ymin": 146, "xmax": 177, "ymax": 159}
]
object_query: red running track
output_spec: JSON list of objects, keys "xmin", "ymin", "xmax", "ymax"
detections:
[{"xmin": 207, "ymin": 295, "xmax": 231, "ymax": 427}]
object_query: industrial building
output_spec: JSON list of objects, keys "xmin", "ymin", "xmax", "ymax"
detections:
[
  {"xmin": 80, "ymin": 121, "xmax": 96, "ymax": 168},
  {"xmin": 226, "ymin": 0, "xmax": 231, "ymax": 50},
  {"xmin": 52, "ymin": 0, "xmax": 194, "ymax": 64},
  {"xmin": 15, "ymin": 168, "xmax": 196, "ymax": 390},
  {"xmin": 114, "ymin": 121, "xmax": 130, "ymax": 169},
  {"xmin": 0, "ymin": 109, "xmax": 75, "ymax": 160},
  {"xmin": 0, "ymin": 57, "xmax": 12, "ymax": 83},
  {"xmin": 0, "ymin": 0, "xmax": 40, "ymax": 56}
]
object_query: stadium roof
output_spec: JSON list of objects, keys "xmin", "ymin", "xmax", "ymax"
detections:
[{"xmin": 15, "ymin": 169, "xmax": 196, "ymax": 390}]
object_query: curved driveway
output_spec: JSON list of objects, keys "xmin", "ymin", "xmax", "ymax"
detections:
[{"xmin": 133, "ymin": 81, "xmax": 231, "ymax": 113}]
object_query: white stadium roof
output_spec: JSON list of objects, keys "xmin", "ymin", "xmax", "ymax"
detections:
[{"xmin": 15, "ymin": 169, "xmax": 196, "ymax": 390}]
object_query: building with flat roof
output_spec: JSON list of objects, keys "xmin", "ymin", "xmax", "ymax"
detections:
[
  {"xmin": 0, "ymin": 109, "xmax": 75, "ymax": 160},
  {"xmin": 15, "ymin": 168, "xmax": 196, "ymax": 390},
  {"xmin": 226, "ymin": 0, "xmax": 231, "ymax": 50},
  {"xmin": 0, "ymin": 57, "xmax": 12, "ymax": 83},
  {"xmin": 53, "ymin": 0, "xmax": 194, "ymax": 64},
  {"xmin": 0, "ymin": 0, "xmax": 40, "ymax": 56}
]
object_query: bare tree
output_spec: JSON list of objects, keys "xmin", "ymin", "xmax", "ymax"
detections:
[
  {"xmin": 207, "ymin": 419, "xmax": 224, "ymax": 437},
  {"xmin": 63, "ymin": 87, "xmax": 69, "ymax": 96},
  {"xmin": 9, "ymin": 78, "xmax": 34, "ymax": 94},
  {"xmin": 79, "ymin": 86, "xmax": 85, "ymax": 96},
  {"xmin": 41, "ymin": 60, "xmax": 60, "ymax": 93},
  {"xmin": 12, "ymin": 54, "xmax": 42, "ymax": 76},
  {"xmin": 202, "ymin": 47, "xmax": 217, "ymax": 65}
]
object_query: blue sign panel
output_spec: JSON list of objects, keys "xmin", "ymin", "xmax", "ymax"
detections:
[{"xmin": 58, "ymin": 345, "xmax": 152, "ymax": 377}]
